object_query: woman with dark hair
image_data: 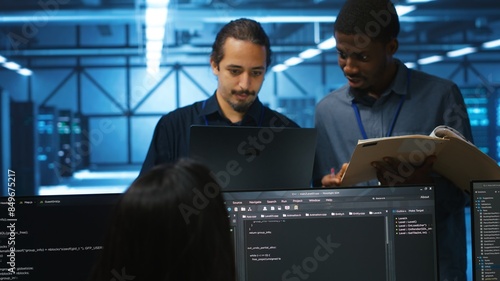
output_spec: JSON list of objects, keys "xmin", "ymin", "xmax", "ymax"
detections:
[{"xmin": 89, "ymin": 158, "xmax": 235, "ymax": 281}]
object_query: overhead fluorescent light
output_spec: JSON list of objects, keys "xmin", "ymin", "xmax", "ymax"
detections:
[
  {"xmin": 404, "ymin": 62, "xmax": 417, "ymax": 69},
  {"xmin": 145, "ymin": 7, "xmax": 168, "ymax": 26},
  {"xmin": 299, "ymin": 48, "xmax": 322, "ymax": 59},
  {"xmin": 406, "ymin": 0, "xmax": 434, "ymax": 3},
  {"xmin": 146, "ymin": 40, "xmax": 164, "ymax": 52},
  {"xmin": 482, "ymin": 39, "xmax": 500, "ymax": 49},
  {"xmin": 395, "ymin": 5, "xmax": 416, "ymax": 16},
  {"xmin": 259, "ymin": 16, "xmax": 336, "ymax": 23},
  {"xmin": 205, "ymin": 16, "xmax": 337, "ymax": 24},
  {"xmin": 417, "ymin": 55, "xmax": 443, "ymax": 65},
  {"xmin": 17, "ymin": 68, "xmax": 33, "ymax": 76},
  {"xmin": 318, "ymin": 37, "xmax": 336, "ymax": 50},
  {"xmin": 3, "ymin": 61, "xmax": 21, "ymax": 70},
  {"xmin": 272, "ymin": 64, "xmax": 288, "ymax": 72},
  {"xmin": 144, "ymin": 1, "xmax": 169, "ymax": 67},
  {"xmin": 146, "ymin": 51, "xmax": 162, "ymax": 60},
  {"xmin": 447, "ymin": 47, "xmax": 477, "ymax": 57},
  {"xmin": 146, "ymin": 57, "xmax": 161, "ymax": 66},
  {"xmin": 284, "ymin": 57, "xmax": 304, "ymax": 66},
  {"xmin": 146, "ymin": 0, "xmax": 170, "ymax": 6},
  {"xmin": 0, "ymin": 55, "xmax": 33, "ymax": 76},
  {"xmin": 145, "ymin": 26, "xmax": 165, "ymax": 41}
]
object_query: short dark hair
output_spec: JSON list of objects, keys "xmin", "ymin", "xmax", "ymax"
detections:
[
  {"xmin": 210, "ymin": 18, "xmax": 272, "ymax": 69},
  {"xmin": 89, "ymin": 158, "xmax": 235, "ymax": 281},
  {"xmin": 334, "ymin": 0, "xmax": 400, "ymax": 44}
]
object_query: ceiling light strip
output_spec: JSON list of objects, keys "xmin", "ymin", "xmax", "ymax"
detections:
[
  {"xmin": 144, "ymin": 0, "xmax": 170, "ymax": 74},
  {"xmin": 273, "ymin": 37, "xmax": 335, "ymax": 72},
  {"xmin": 0, "ymin": 55, "xmax": 32, "ymax": 76}
]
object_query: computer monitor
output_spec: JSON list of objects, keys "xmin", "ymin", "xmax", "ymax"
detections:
[
  {"xmin": 0, "ymin": 193, "xmax": 121, "ymax": 280},
  {"xmin": 470, "ymin": 180, "xmax": 500, "ymax": 281},
  {"xmin": 223, "ymin": 185, "xmax": 438, "ymax": 281},
  {"xmin": 189, "ymin": 125, "xmax": 317, "ymax": 191}
]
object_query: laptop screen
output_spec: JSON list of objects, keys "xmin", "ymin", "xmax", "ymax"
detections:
[
  {"xmin": 223, "ymin": 185, "xmax": 438, "ymax": 281},
  {"xmin": 189, "ymin": 125, "xmax": 317, "ymax": 191},
  {"xmin": 471, "ymin": 180, "xmax": 500, "ymax": 281},
  {"xmin": 0, "ymin": 193, "xmax": 120, "ymax": 281}
]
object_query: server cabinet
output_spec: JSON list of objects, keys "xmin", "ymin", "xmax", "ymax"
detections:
[
  {"xmin": 38, "ymin": 106, "xmax": 60, "ymax": 186},
  {"xmin": 10, "ymin": 101, "xmax": 39, "ymax": 196}
]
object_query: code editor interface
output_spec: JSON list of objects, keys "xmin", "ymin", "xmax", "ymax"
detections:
[
  {"xmin": 224, "ymin": 186, "xmax": 437, "ymax": 281},
  {"xmin": 0, "ymin": 194, "xmax": 120, "ymax": 281},
  {"xmin": 472, "ymin": 181, "xmax": 500, "ymax": 281}
]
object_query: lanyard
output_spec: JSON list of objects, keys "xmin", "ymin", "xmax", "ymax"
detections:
[
  {"xmin": 202, "ymin": 99, "xmax": 265, "ymax": 126},
  {"xmin": 351, "ymin": 69, "xmax": 411, "ymax": 139}
]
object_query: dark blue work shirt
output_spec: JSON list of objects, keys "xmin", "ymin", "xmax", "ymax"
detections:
[{"xmin": 140, "ymin": 93, "xmax": 300, "ymax": 175}]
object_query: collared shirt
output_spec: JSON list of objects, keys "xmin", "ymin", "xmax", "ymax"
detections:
[
  {"xmin": 314, "ymin": 60, "xmax": 473, "ymax": 183},
  {"xmin": 313, "ymin": 60, "xmax": 473, "ymax": 281},
  {"xmin": 140, "ymin": 93, "xmax": 299, "ymax": 175}
]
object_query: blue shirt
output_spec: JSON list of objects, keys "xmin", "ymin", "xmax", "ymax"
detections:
[
  {"xmin": 314, "ymin": 60, "xmax": 473, "ymax": 281},
  {"xmin": 140, "ymin": 93, "xmax": 300, "ymax": 175}
]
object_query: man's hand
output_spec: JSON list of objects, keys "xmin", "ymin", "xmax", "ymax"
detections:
[
  {"xmin": 371, "ymin": 155, "xmax": 436, "ymax": 186},
  {"xmin": 321, "ymin": 163, "xmax": 349, "ymax": 187}
]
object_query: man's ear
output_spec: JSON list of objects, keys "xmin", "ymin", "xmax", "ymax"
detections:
[
  {"xmin": 210, "ymin": 59, "xmax": 219, "ymax": 75},
  {"xmin": 387, "ymin": 38, "xmax": 399, "ymax": 55}
]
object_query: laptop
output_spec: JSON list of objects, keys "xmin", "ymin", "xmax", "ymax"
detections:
[
  {"xmin": 0, "ymin": 193, "xmax": 121, "ymax": 281},
  {"xmin": 223, "ymin": 185, "xmax": 439, "ymax": 281},
  {"xmin": 470, "ymin": 180, "xmax": 500, "ymax": 281},
  {"xmin": 189, "ymin": 125, "xmax": 317, "ymax": 190}
]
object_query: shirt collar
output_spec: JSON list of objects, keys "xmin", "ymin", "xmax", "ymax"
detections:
[
  {"xmin": 200, "ymin": 92, "xmax": 219, "ymax": 116},
  {"xmin": 349, "ymin": 59, "xmax": 409, "ymax": 105},
  {"xmin": 200, "ymin": 92, "xmax": 264, "ymax": 125}
]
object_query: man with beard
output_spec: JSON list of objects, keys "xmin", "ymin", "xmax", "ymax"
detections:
[
  {"xmin": 140, "ymin": 18, "xmax": 299, "ymax": 175},
  {"xmin": 313, "ymin": 0, "xmax": 472, "ymax": 280}
]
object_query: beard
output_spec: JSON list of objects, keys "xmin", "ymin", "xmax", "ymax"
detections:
[{"xmin": 227, "ymin": 89, "xmax": 256, "ymax": 113}]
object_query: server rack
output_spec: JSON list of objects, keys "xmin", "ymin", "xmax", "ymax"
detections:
[
  {"xmin": 0, "ymin": 89, "xmax": 11, "ymax": 196},
  {"xmin": 38, "ymin": 106, "xmax": 60, "ymax": 186},
  {"xmin": 57, "ymin": 109, "xmax": 75, "ymax": 177},
  {"xmin": 10, "ymin": 101, "xmax": 39, "ymax": 196}
]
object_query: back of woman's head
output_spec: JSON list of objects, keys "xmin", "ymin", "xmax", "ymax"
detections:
[{"xmin": 89, "ymin": 158, "xmax": 235, "ymax": 281}]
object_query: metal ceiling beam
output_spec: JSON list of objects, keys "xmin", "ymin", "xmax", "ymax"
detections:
[
  {"xmin": 0, "ymin": 8, "xmax": 336, "ymax": 25},
  {"xmin": 4, "ymin": 45, "xmax": 315, "ymax": 57},
  {"xmin": 0, "ymin": 6, "xmax": 498, "ymax": 25},
  {"xmin": 6, "ymin": 43, "xmax": 493, "ymax": 57},
  {"xmin": 0, "ymin": 9, "xmax": 140, "ymax": 25},
  {"xmin": 0, "ymin": 7, "xmax": 497, "ymax": 25}
]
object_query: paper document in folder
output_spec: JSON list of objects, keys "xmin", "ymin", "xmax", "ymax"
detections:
[{"xmin": 340, "ymin": 126, "xmax": 500, "ymax": 192}]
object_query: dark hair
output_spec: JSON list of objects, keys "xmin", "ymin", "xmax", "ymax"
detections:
[
  {"xmin": 210, "ymin": 18, "xmax": 272, "ymax": 69},
  {"xmin": 89, "ymin": 159, "xmax": 235, "ymax": 281},
  {"xmin": 334, "ymin": 0, "xmax": 400, "ymax": 44}
]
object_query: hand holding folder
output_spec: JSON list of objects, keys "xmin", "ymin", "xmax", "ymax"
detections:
[{"xmin": 340, "ymin": 125, "xmax": 500, "ymax": 192}]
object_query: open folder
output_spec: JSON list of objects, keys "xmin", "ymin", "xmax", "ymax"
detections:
[{"xmin": 340, "ymin": 125, "xmax": 500, "ymax": 192}]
